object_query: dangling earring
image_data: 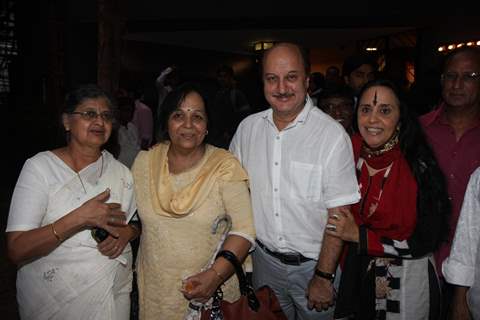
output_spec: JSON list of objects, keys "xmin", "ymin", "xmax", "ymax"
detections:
[{"xmin": 205, "ymin": 130, "xmax": 209, "ymax": 135}]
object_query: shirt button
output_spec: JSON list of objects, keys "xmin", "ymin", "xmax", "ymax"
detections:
[
  {"xmin": 274, "ymin": 162, "xmax": 278, "ymax": 166},
  {"xmin": 450, "ymin": 173, "xmax": 455, "ymax": 179},
  {"xmin": 276, "ymin": 136, "xmax": 280, "ymax": 140},
  {"xmin": 279, "ymin": 237, "xmax": 283, "ymax": 241},
  {"xmin": 274, "ymin": 188, "xmax": 278, "ymax": 192},
  {"xmin": 275, "ymin": 213, "xmax": 279, "ymax": 217}
]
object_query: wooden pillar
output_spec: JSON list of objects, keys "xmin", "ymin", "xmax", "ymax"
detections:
[{"xmin": 97, "ymin": 0, "xmax": 125, "ymax": 95}]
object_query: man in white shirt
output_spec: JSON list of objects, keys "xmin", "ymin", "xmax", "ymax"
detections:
[
  {"xmin": 229, "ymin": 42, "xmax": 360, "ymax": 319},
  {"xmin": 443, "ymin": 167, "xmax": 480, "ymax": 320}
]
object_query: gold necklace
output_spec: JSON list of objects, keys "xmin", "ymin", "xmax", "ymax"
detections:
[
  {"xmin": 362, "ymin": 132, "xmax": 399, "ymax": 157},
  {"xmin": 76, "ymin": 153, "xmax": 104, "ymax": 194}
]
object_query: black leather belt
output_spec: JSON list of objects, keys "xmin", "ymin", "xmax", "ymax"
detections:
[{"xmin": 256, "ymin": 239, "xmax": 313, "ymax": 266}]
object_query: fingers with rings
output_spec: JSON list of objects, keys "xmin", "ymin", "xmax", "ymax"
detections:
[{"xmin": 326, "ymin": 223, "xmax": 336, "ymax": 231}]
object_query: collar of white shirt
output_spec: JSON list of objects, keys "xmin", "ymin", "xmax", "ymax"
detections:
[{"xmin": 263, "ymin": 95, "xmax": 314, "ymax": 131}]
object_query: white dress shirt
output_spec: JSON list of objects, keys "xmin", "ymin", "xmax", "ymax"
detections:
[
  {"xmin": 443, "ymin": 167, "xmax": 480, "ymax": 319},
  {"xmin": 230, "ymin": 96, "xmax": 360, "ymax": 259}
]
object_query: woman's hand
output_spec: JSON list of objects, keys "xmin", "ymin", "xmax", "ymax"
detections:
[
  {"xmin": 76, "ymin": 189, "xmax": 127, "ymax": 237},
  {"xmin": 180, "ymin": 269, "xmax": 223, "ymax": 303},
  {"xmin": 97, "ymin": 225, "xmax": 134, "ymax": 258},
  {"xmin": 325, "ymin": 207, "xmax": 359, "ymax": 242}
]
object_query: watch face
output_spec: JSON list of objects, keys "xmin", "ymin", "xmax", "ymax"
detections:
[{"xmin": 91, "ymin": 228, "xmax": 109, "ymax": 243}]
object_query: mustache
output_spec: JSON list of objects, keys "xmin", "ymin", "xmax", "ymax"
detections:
[{"xmin": 272, "ymin": 92, "xmax": 294, "ymax": 99}]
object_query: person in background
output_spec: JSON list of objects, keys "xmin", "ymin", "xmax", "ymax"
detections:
[
  {"xmin": 420, "ymin": 46, "xmax": 480, "ymax": 319},
  {"xmin": 155, "ymin": 65, "xmax": 180, "ymax": 133},
  {"xmin": 317, "ymin": 85, "xmax": 355, "ymax": 135},
  {"xmin": 230, "ymin": 42, "xmax": 360, "ymax": 319},
  {"xmin": 131, "ymin": 83, "xmax": 255, "ymax": 319},
  {"xmin": 308, "ymin": 72, "xmax": 325, "ymax": 106},
  {"xmin": 342, "ymin": 54, "xmax": 377, "ymax": 98},
  {"xmin": 117, "ymin": 96, "xmax": 140, "ymax": 168},
  {"xmin": 6, "ymin": 84, "xmax": 139, "ymax": 320},
  {"xmin": 443, "ymin": 166, "xmax": 480, "ymax": 320},
  {"xmin": 328, "ymin": 79, "xmax": 449, "ymax": 319},
  {"xmin": 324, "ymin": 65, "xmax": 343, "ymax": 90},
  {"xmin": 132, "ymin": 89, "xmax": 154, "ymax": 150},
  {"xmin": 211, "ymin": 65, "xmax": 251, "ymax": 149}
]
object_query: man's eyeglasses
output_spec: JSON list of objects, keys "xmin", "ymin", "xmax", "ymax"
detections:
[
  {"xmin": 441, "ymin": 72, "xmax": 480, "ymax": 83},
  {"xmin": 69, "ymin": 111, "xmax": 115, "ymax": 122}
]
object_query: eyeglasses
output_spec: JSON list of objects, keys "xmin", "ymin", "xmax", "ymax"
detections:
[
  {"xmin": 69, "ymin": 110, "xmax": 115, "ymax": 122},
  {"xmin": 441, "ymin": 72, "xmax": 480, "ymax": 83}
]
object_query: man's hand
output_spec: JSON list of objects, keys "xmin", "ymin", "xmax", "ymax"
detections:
[{"xmin": 306, "ymin": 276, "xmax": 335, "ymax": 311}]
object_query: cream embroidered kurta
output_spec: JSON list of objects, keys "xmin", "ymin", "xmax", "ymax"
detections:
[{"xmin": 132, "ymin": 143, "xmax": 255, "ymax": 320}]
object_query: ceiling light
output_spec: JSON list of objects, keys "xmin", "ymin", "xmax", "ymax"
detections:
[
  {"xmin": 467, "ymin": 42, "xmax": 475, "ymax": 46},
  {"xmin": 253, "ymin": 41, "xmax": 274, "ymax": 52},
  {"xmin": 456, "ymin": 43, "xmax": 464, "ymax": 48},
  {"xmin": 438, "ymin": 46, "xmax": 446, "ymax": 52},
  {"xmin": 447, "ymin": 44, "xmax": 455, "ymax": 50},
  {"xmin": 366, "ymin": 47, "xmax": 377, "ymax": 51},
  {"xmin": 477, "ymin": 41, "xmax": 480, "ymax": 46}
]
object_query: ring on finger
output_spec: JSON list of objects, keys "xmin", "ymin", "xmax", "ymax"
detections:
[{"xmin": 326, "ymin": 223, "xmax": 336, "ymax": 231}]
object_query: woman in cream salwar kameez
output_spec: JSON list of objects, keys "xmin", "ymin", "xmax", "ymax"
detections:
[{"xmin": 132, "ymin": 83, "xmax": 255, "ymax": 319}]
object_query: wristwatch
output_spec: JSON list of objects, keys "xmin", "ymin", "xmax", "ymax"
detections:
[{"xmin": 314, "ymin": 269, "xmax": 335, "ymax": 282}]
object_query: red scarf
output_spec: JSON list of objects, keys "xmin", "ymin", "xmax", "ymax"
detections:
[{"xmin": 351, "ymin": 134, "xmax": 417, "ymax": 240}]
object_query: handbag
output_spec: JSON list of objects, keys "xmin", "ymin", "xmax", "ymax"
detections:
[{"xmin": 201, "ymin": 250, "xmax": 287, "ymax": 320}]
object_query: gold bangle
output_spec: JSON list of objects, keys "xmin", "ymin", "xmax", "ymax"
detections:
[
  {"xmin": 51, "ymin": 221, "xmax": 63, "ymax": 242},
  {"xmin": 210, "ymin": 266, "xmax": 225, "ymax": 282}
]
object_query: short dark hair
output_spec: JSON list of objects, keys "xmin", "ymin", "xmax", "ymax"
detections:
[
  {"xmin": 158, "ymin": 82, "xmax": 211, "ymax": 143},
  {"xmin": 317, "ymin": 85, "xmax": 355, "ymax": 107},
  {"xmin": 63, "ymin": 84, "xmax": 115, "ymax": 114},
  {"xmin": 342, "ymin": 54, "xmax": 377, "ymax": 77},
  {"xmin": 262, "ymin": 42, "xmax": 310, "ymax": 75}
]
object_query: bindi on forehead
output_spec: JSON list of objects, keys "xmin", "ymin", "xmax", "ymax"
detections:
[{"xmin": 177, "ymin": 106, "xmax": 205, "ymax": 113}]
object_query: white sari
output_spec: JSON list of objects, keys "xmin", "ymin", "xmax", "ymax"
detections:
[{"xmin": 7, "ymin": 151, "xmax": 136, "ymax": 320}]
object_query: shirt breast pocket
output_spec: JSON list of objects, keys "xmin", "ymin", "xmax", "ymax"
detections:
[{"xmin": 289, "ymin": 161, "xmax": 323, "ymax": 201}]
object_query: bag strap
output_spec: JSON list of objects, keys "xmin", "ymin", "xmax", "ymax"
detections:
[{"xmin": 215, "ymin": 250, "xmax": 260, "ymax": 311}]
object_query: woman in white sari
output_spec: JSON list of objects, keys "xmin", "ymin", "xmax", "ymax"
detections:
[{"xmin": 6, "ymin": 84, "xmax": 138, "ymax": 320}]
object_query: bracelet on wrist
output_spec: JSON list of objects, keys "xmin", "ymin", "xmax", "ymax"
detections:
[
  {"xmin": 51, "ymin": 221, "xmax": 64, "ymax": 242},
  {"xmin": 314, "ymin": 269, "xmax": 335, "ymax": 282}
]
